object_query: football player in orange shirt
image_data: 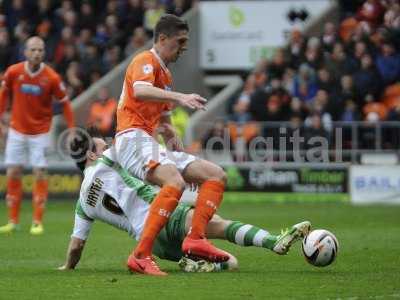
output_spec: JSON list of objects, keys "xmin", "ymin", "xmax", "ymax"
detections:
[
  {"xmin": 115, "ymin": 14, "xmax": 229, "ymax": 275},
  {"xmin": 0, "ymin": 37, "xmax": 75, "ymax": 235}
]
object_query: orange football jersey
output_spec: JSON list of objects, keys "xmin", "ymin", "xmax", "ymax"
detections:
[
  {"xmin": 0, "ymin": 62, "xmax": 68, "ymax": 135},
  {"xmin": 117, "ymin": 48, "xmax": 173, "ymax": 136}
]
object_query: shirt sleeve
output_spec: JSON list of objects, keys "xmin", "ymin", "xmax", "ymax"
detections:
[
  {"xmin": 51, "ymin": 74, "xmax": 68, "ymax": 102},
  {"xmin": 71, "ymin": 214, "xmax": 93, "ymax": 241},
  {"xmin": 1, "ymin": 67, "xmax": 13, "ymax": 90},
  {"xmin": 130, "ymin": 55, "xmax": 156, "ymax": 88},
  {"xmin": 0, "ymin": 68, "xmax": 13, "ymax": 115}
]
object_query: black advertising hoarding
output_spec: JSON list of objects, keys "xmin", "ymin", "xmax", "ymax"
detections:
[{"xmin": 225, "ymin": 166, "xmax": 348, "ymax": 193}]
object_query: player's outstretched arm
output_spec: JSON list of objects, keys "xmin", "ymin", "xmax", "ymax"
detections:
[
  {"xmin": 134, "ymin": 84, "xmax": 207, "ymax": 110},
  {"xmin": 58, "ymin": 237, "xmax": 86, "ymax": 270}
]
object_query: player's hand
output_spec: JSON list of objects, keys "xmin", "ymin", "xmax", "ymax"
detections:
[
  {"xmin": 0, "ymin": 122, "xmax": 6, "ymax": 139},
  {"xmin": 167, "ymin": 134, "xmax": 184, "ymax": 152},
  {"xmin": 160, "ymin": 123, "xmax": 184, "ymax": 152},
  {"xmin": 0, "ymin": 113, "xmax": 9, "ymax": 139},
  {"xmin": 177, "ymin": 93, "xmax": 207, "ymax": 111}
]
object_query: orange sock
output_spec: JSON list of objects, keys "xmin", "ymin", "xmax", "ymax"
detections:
[
  {"xmin": 188, "ymin": 180, "xmax": 225, "ymax": 239},
  {"xmin": 134, "ymin": 185, "xmax": 182, "ymax": 258},
  {"xmin": 6, "ymin": 178, "xmax": 23, "ymax": 224},
  {"xmin": 32, "ymin": 179, "xmax": 48, "ymax": 224}
]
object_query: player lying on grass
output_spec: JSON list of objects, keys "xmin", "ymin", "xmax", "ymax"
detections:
[{"xmin": 59, "ymin": 128, "xmax": 311, "ymax": 273}]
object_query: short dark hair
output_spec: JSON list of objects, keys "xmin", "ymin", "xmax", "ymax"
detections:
[
  {"xmin": 70, "ymin": 126, "xmax": 102, "ymax": 172},
  {"xmin": 154, "ymin": 14, "xmax": 189, "ymax": 42}
]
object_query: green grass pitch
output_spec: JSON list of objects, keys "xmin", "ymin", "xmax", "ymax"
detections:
[{"xmin": 0, "ymin": 194, "xmax": 399, "ymax": 300}]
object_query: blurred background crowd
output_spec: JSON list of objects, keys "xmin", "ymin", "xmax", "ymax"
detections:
[
  {"xmin": 202, "ymin": 0, "xmax": 400, "ymax": 160},
  {"xmin": 0, "ymin": 0, "xmax": 193, "ymax": 97}
]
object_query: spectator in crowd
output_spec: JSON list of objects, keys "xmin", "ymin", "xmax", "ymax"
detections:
[
  {"xmin": 0, "ymin": 28, "xmax": 12, "ymax": 72},
  {"xmin": 320, "ymin": 22, "xmax": 338, "ymax": 53},
  {"xmin": 285, "ymin": 29, "xmax": 306, "ymax": 69},
  {"xmin": 375, "ymin": 42, "xmax": 400, "ymax": 85},
  {"xmin": 124, "ymin": 27, "xmax": 149, "ymax": 58},
  {"xmin": 357, "ymin": 0, "xmax": 385, "ymax": 27},
  {"xmin": 53, "ymin": 27, "xmax": 74, "ymax": 65},
  {"xmin": 143, "ymin": 0, "xmax": 165, "ymax": 34},
  {"xmin": 289, "ymin": 97, "xmax": 307, "ymax": 120},
  {"xmin": 79, "ymin": 2, "xmax": 97, "ymax": 31},
  {"xmin": 291, "ymin": 63, "xmax": 318, "ymax": 103},
  {"xmin": 102, "ymin": 45, "xmax": 122, "ymax": 72},
  {"xmin": 306, "ymin": 90, "xmax": 333, "ymax": 133},
  {"xmin": 325, "ymin": 42, "xmax": 358, "ymax": 81},
  {"xmin": 340, "ymin": 99, "xmax": 361, "ymax": 122},
  {"xmin": 336, "ymin": 75, "xmax": 361, "ymax": 114},
  {"xmin": 124, "ymin": 0, "xmax": 145, "ymax": 36},
  {"xmin": 267, "ymin": 49, "xmax": 288, "ymax": 80},
  {"xmin": 316, "ymin": 67, "xmax": 338, "ymax": 95},
  {"xmin": 304, "ymin": 113, "xmax": 329, "ymax": 151},
  {"xmin": 385, "ymin": 100, "xmax": 400, "ymax": 147},
  {"xmin": 286, "ymin": 113, "xmax": 305, "ymax": 155},
  {"xmin": 88, "ymin": 87, "xmax": 117, "ymax": 137},
  {"xmin": 167, "ymin": 0, "xmax": 191, "ymax": 17},
  {"xmin": 202, "ymin": 120, "xmax": 231, "ymax": 151},
  {"xmin": 230, "ymin": 99, "xmax": 252, "ymax": 124},
  {"xmin": 65, "ymin": 61, "xmax": 84, "ymax": 98},
  {"xmin": 353, "ymin": 53, "xmax": 383, "ymax": 100},
  {"xmin": 303, "ymin": 37, "xmax": 323, "ymax": 70},
  {"xmin": 57, "ymin": 44, "xmax": 78, "ymax": 75}
]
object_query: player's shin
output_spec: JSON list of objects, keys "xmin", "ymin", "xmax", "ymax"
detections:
[
  {"xmin": 133, "ymin": 185, "xmax": 182, "ymax": 258},
  {"xmin": 6, "ymin": 178, "xmax": 23, "ymax": 224},
  {"xmin": 188, "ymin": 180, "xmax": 225, "ymax": 239},
  {"xmin": 32, "ymin": 179, "xmax": 48, "ymax": 224},
  {"xmin": 224, "ymin": 221, "xmax": 278, "ymax": 250}
]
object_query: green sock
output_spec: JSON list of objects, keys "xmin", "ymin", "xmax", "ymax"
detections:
[
  {"xmin": 225, "ymin": 221, "xmax": 278, "ymax": 250},
  {"xmin": 214, "ymin": 262, "xmax": 230, "ymax": 272}
]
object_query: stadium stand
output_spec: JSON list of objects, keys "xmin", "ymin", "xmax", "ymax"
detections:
[{"xmin": 201, "ymin": 0, "xmax": 400, "ymax": 161}]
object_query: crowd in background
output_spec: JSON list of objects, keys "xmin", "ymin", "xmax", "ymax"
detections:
[
  {"xmin": 0, "ymin": 0, "xmax": 193, "ymax": 138},
  {"xmin": 0, "ymin": 0, "xmax": 192, "ymax": 98},
  {"xmin": 203, "ymin": 0, "xmax": 400, "ymax": 159}
]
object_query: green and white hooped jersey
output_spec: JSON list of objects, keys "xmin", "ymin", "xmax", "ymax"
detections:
[{"xmin": 73, "ymin": 149, "xmax": 157, "ymax": 241}]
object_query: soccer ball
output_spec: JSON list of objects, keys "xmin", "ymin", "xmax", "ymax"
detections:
[{"xmin": 302, "ymin": 229, "xmax": 339, "ymax": 267}]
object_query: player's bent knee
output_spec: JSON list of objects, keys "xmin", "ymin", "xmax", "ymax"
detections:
[
  {"xmin": 205, "ymin": 165, "xmax": 227, "ymax": 184},
  {"xmin": 164, "ymin": 173, "xmax": 186, "ymax": 191},
  {"xmin": 217, "ymin": 167, "xmax": 227, "ymax": 185},
  {"xmin": 7, "ymin": 166, "xmax": 22, "ymax": 179},
  {"xmin": 208, "ymin": 165, "xmax": 227, "ymax": 184},
  {"xmin": 33, "ymin": 168, "xmax": 47, "ymax": 180},
  {"xmin": 147, "ymin": 164, "xmax": 186, "ymax": 191}
]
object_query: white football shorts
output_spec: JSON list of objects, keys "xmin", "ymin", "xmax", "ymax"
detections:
[
  {"xmin": 5, "ymin": 128, "xmax": 50, "ymax": 168},
  {"xmin": 114, "ymin": 128, "xmax": 197, "ymax": 180}
]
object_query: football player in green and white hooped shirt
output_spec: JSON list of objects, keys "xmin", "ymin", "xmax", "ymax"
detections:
[{"xmin": 59, "ymin": 127, "xmax": 311, "ymax": 273}]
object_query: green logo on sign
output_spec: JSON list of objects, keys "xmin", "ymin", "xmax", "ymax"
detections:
[{"xmin": 229, "ymin": 6, "xmax": 245, "ymax": 27}]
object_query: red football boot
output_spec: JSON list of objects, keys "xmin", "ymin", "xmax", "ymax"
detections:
[
  {"xmin": 182, "ymin": 237, "xmax": 230, "ymax": 262},
  {"xmin": 127, "ymin": 255, "xmax": 167, "ymax": 276}
]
